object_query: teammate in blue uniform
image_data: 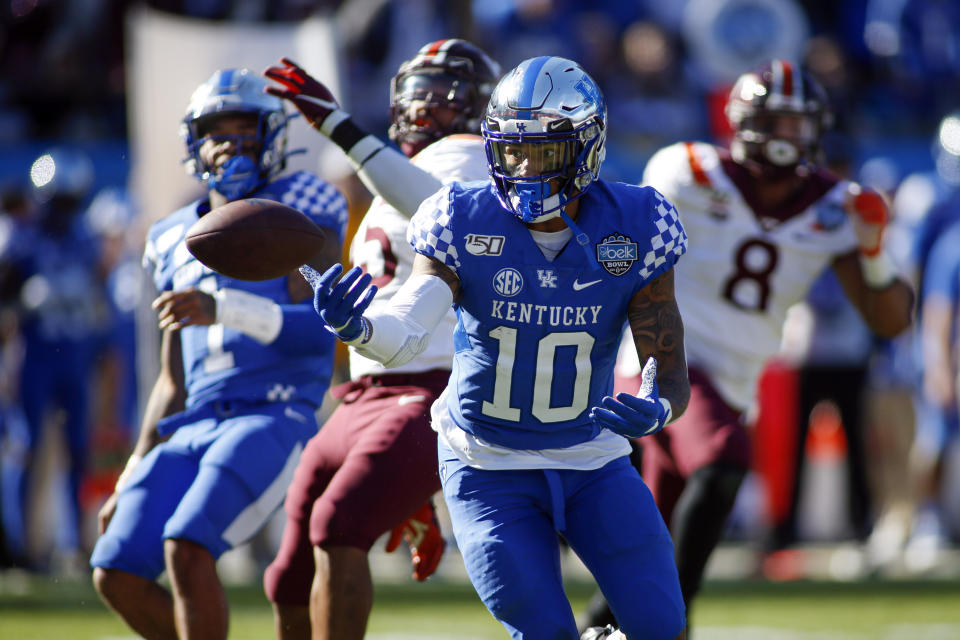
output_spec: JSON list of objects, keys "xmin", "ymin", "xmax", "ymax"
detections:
[
  {"xmin": 910, "ymin": 215, "xmax": 960, "ymax": 560},
  {"xmin": 1, "ymin": 147, "xmax": 104, "ymax": 570},
  {"xmin": 90, "ymin": 68, "xmax": 348, "ymax": 640},
  {"xmin": 307, "ymin": 57, "xmax": 689, "ymax": 640}
]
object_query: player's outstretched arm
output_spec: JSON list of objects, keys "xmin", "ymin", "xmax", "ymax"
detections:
[
  {"xmin": 300, "ymin": 253, "xmax": 457, "ymax": 367},
  {"xmin": 591, "ymin": 268, "xmax": 689, "ymax": 438},
  {"xmin": 832, "ymin": 185, "xmax": 913, "ymax": 338},
  {"xmin": 263, "ymin": 58, "xmax": 442, "ymax": 217}
]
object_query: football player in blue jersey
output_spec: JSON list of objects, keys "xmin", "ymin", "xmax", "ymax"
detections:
[
  {"xmin": 1, "ymin": 147, "xmax": 103, "ymax": 572},
  {"xmin": 305, "ymin": 56, "xmax": 689, "ymax": 640},
  {"xmin": 89, "ymin": 68, "xmax": 349, "ymax": 640}
]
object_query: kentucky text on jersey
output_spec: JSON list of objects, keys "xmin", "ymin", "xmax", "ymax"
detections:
[{"xmin": 490, "ymin": 300, "xmax": 603, "ymax": 326}]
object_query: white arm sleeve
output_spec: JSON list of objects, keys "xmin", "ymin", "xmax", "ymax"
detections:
[
  {"xmin": 319, "ymin": 109, "xmax": 443, "ymax": 217},
  {"xmin": 352, "ymin": 146, "xmax": 443, "ymax": 218},
  {"xmin": 352, "ymin": 274, "xmax": 453, "ymax": 367}
]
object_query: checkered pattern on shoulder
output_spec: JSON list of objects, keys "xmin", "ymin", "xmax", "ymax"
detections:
[
  {"xmin": 407, "ymin": 187, "xmax": 461, "ymax": 273},
  {"xmin": 277, "ymin": 171, "xmax": 349, "ymax": 235},
  {"xmin": 637, "ymin": 188, "xmax": 687, "ymax": 280}
]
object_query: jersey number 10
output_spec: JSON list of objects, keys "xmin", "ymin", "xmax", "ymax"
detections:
[{"xmin": 482, "ymin": 326, "xmax": 594, "ymax": 424}]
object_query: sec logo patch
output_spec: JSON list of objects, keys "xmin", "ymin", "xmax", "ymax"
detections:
[{"xmin": 492, "ymin": 267, "xmax": 523, "ymax": 297}]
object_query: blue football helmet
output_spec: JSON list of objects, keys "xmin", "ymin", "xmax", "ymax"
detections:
[
  {"xmin": 181, "ymin": 68, "xmax": 290, "ymax": 200},
  {"xmin": 482, "ymin": 56, "xmax": 606, "ymax": 223}
]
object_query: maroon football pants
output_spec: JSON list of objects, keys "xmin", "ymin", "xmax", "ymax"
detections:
[{"xmin": 263, "ymin": 369, "xmax": 449, "ymax": 606}]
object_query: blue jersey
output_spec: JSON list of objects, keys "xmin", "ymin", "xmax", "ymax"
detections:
[
  {"xmin": 8, "ymin": 214, "xmax": 106, "ymax": 344},
  {"xmin": 144, "ymin": 171, "xmax": 348, "ymax": 410},
  {"xmin": 409, "ymin": 180, "xmax": 686, "ymax": 450}
]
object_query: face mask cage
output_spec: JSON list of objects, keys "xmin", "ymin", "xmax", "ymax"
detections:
[
  {"xmin": 732, "ymin": 110, "xmax": 822, "ymax": 168},
  {"xmin": 388, "ymin": 70, "xmax": 482, "ymax": 148},
  {"xmin": 483, "ymin": 119, "xmax": 604, "ymax": 222},
  {"xmin": 736, "ymin": 112, "xmax": 818, "ymax": 147},
  {"xmin": 181, "ymin": 108, "xmax": 288, "ymax": 188}
]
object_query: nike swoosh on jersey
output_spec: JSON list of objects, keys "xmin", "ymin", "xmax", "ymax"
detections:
[
  {"xmin": 284, "ymin": 406, "xmax": 308, "ymax": 423},
  {"xmin": 398, "ymin": 394, "xmax": 427, "ymax": 406},
  {"xmin": 572, "ymin": 278, "xmax": 602, "ymax": 291}
]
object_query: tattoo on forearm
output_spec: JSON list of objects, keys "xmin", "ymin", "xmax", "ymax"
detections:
[{"xmin": 627, "ymin": 272, "xmax": 690, "ymax": 413}]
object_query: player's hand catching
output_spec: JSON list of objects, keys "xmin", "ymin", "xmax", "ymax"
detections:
[
  {"xmin": 590, "ymin": 357, "xmax": 672, "ymax": 438},
  {"xmin": 385, "ymin": 501, "xmax": 445, "ymax": 582},
  {"xmin": 263, "ymin": 58, "xmax": 341, "ymax": 131},
  {"xmin": 153, "ymin": 288, "xmax": 217, "ymax": 330},
  {"xmin": 847, "ymin": 185, "xmax": 889, "ymax": 257},
  {"xmin": 300, "ymin": 264, "xmax": 377, "ymax": 342}
]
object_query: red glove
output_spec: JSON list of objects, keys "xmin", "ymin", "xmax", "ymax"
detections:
[
  {"xmin": 385, "ymin": 501, "xmax": 445, "ymax": 582},
  {"xmin": 848, "ymin": 186, "xmax": 889, "ymax": 257},
  {"xmin": 263, "ymin": 58, "xmax": 341, "ymax": 130}
]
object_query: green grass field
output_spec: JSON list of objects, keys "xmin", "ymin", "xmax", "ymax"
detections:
[{"xmin": 2, "ymin": 575, "xmax": 960, "ymax": 639}]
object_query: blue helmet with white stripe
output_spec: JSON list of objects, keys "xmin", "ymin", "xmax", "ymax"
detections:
[
  {"xmin": 180, "ymin": 68, "xmax": 290, "ymax": 200},
  {"xmin": 482, "ymin": 56, "xmax": 606, "ymax": 223}
]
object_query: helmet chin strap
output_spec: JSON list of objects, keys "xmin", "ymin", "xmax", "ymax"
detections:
[
  {"xmin": 208, "ymin": 155, "xmax": 261, "ymax": 201},
  {"xmin": 558, "ymin": 208, "xmax": 599, "ymax": 269}
]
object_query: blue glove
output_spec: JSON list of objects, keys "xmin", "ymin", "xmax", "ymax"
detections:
[
  {"xmin": 299, "ymin": 264, "xmax": 377, "ymax": 342},
  {"xmin": 590, "ymin": 357, "xmax": 672, "ymax": 438}
]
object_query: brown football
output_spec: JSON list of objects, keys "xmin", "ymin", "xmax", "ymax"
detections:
[{"xmin": 185, "ymin": 198, "xmax": 325, "ymax": 281}]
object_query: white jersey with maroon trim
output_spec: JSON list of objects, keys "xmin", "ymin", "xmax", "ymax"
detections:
[
  {"xmin": 633, "ymin": 140, "xmax": 859, "ymax": 411},
  {"xmin": 348, "ymin": 134, "xmax": 488, "ymax": 378}
]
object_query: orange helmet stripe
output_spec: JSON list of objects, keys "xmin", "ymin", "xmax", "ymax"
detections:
[{"xmin": 684, "ymin": 142, "xmax": 711, "ymax": 187}]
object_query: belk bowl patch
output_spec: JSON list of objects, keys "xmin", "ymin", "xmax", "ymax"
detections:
[{"xmin": 596, "ymin": 233, "xmax": 637, "ymax": 276}]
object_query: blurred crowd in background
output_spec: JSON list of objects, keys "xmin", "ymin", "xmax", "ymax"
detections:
[{"xmin": 1, "ymin": 0, "xmax": 960, "ymax": 581}]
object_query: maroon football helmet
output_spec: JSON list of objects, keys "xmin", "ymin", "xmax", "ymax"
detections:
[
  {"xmin": 725, "ymin": 59, "xmax": 833, "ymax": 171},
  {"xmin": 388, "ymin": 39, "xmax": 500, "ymax": 156}
]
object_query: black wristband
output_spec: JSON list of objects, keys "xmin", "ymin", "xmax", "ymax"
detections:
[{"xmin": 329, "ymin": 118, "xmax": 368, "ymax": 153}]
